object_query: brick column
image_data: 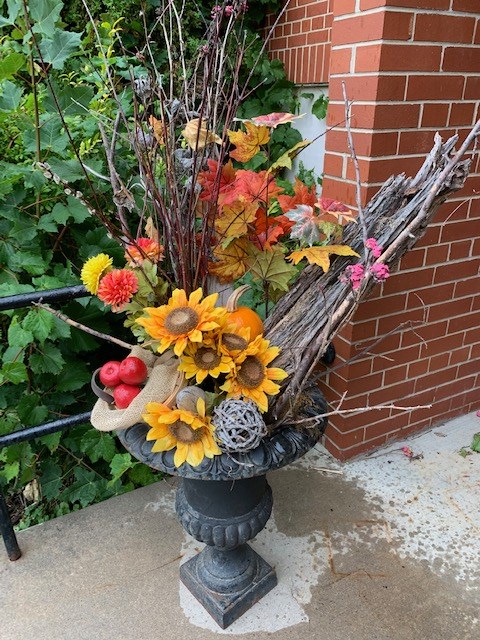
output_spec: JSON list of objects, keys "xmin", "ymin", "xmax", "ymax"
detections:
[{"xmin": 321, "ymin": 1, "xmax": 480, "ymax": 459}]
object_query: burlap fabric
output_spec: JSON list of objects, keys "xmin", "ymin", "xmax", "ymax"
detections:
[{"xmin": 91, "ymin": 345, "xmax": 185, "ymax": 432}]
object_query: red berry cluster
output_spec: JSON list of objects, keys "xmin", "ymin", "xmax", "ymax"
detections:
[{"xmin": 99, "ymin": 357, "xmax": 148, "ymax": 408}]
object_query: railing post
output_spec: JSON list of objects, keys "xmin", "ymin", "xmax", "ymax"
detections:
[{"xmin": 0, "ymin": 489, "xmax": 21, "ymax": 561}]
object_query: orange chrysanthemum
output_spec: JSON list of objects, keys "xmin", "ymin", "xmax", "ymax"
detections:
[
  {"xmin": 125, "ymin": 237, "xmax": 164, "ymax": 266},
  {"xmin": 97, "ymin": 269, "xmax": 138, "ymax": 312},
  {"xmin": 136, "ymin": 288, "xmax": 227, "ymax": 357}
]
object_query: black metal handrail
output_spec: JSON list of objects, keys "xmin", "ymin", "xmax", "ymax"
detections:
[{"xmin": 0, "ymin": 285, "xmax": 92, "ymax": 561}]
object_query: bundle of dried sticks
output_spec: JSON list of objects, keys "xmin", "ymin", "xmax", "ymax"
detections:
[{"xmin": 266, "ymin": 119, "xmax": 480, "ymax": 424}]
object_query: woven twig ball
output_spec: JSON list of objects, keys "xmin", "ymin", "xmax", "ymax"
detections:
[{"xmin": 212, "ymin": 398, "xmax": 267, "ymax": 453}]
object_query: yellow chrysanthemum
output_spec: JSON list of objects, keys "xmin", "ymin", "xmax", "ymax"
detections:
[
  {"xmin": 143, "ymin": 398, "xmax": 221, "ymax": 467},
  {"xmin": 220, "ymin": 335, "xmax": 288, "ymax": 412},
  {"xmin": 136, "ymin": 288, "xmax": 227, "ymax": 357},
  {"xmin": 178, "ymin": 341, "xmax": 234, "ymax": 384},
  {"xmin": 80, "ymin": 253, "xmax": 113, "ymax": 294}
]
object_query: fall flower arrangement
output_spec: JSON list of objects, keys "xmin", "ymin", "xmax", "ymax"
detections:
[{"xmin": 66, "ymin": 1, "xmax": 388, "ymax": 467}]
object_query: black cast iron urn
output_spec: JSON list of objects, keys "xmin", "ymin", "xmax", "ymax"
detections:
[{"xmin": 118, "ymin": 389, "xmax": 327, "ymax": 629}]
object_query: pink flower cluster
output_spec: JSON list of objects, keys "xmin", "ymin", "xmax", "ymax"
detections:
[
  {"xmin": 371, "ymin": 263, "xmax": 390, "ymax": 283},
  {"xmin": 340, "ymin": 264, "xmax": 365, "ymax": 290},
  {"xmin": 365, "ymin": 237, "xmax": 382, "ymax": 258}
]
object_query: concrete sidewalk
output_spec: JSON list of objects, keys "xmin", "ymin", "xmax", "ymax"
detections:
[{"xmin": 1, "ymin": 412, "xmax": 479, "ymax": 640}]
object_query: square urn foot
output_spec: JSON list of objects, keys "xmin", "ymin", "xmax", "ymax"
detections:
[{"xmin": 180, "ymin": 546, "xmax": 278, "ymax": 629}]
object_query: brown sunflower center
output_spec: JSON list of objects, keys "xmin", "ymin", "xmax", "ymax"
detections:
[
  {"xmin": 237, "ymin": 356, "xmax": 265, "ymax": 389},
  {"xmin": 164, "ymin": 306, "xmax": 199, "ymax": 335},
  {"xmin": 222, "ymin": 333, "xmax": 248, "ymax": 352},
  {"xmin": 169, "ymin": 420, "xmax": 202, "ymax": 443},
  {"xmin": 194, "ymin": 347, "xmax": 221, "ymax": 370}
]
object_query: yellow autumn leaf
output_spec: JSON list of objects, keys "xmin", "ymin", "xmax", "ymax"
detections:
[
  {"xmin": 208, "ymin": 237, "xmax": 252, "ymax": 283},
  {"xmin": 215, "ymin": 199, "xmax": 258, "ymax": 239},
  {"xmin": 228, "ymin": 122, "xmax": 270, "ymax": 163},
  {"xmin": 287, "ymin": 245, "xmax": 360, "ymax": 273},
  {"xmin": 182, "ymin": 118, "xmax": 222, "ymax": 150},
  {"xmin": 267, "ymin": 140, "xmax": 310, "ymax": 174}
]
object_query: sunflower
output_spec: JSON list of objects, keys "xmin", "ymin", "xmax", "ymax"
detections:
[
  {"xmin": 143, "ymin": 398, "xmax": 221, "ymax": 467},
  {"xmin": 80, "ymin": 253, "xmax": 113, "ymax": 294},
  {"xmin": 218, "ymin": 323, "xmax": 251, "ymax": 357},
  {"xmin": 220, "ymin": 335, "xmax": 288, "ymax": 412},
  {"xmin": 136, "ymin": 288, "xmax": 227, "ymax": 357},
  {"xmin": 178, "ymin": 340, "xmax": 234, "ymax": 383}
]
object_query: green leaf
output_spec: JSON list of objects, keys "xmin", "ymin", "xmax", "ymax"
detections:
[
  {"xmin": 312, "ymin": 95, "xmax": 329, "ymax": 120},
  {"xmin": 30, "ymin": 0, "xmax": 63, "ymax": 37},
  {"xmin": 109, "ymin": 452, "xmax": 135, "ymax": 484},
  {"xmin": 22, "ymin": 309, "xmax": 54, "ymax": 344},
  {"xmin": 39, "ymin": 431, "xmax": 62, "ymax": 452},
  {"xmin": 9, "ymin": 250, "xmax": 51, "ymax": 275},
  {"xmin": 60, "ymin": 467, "xmax": 98, "ymax": 507},
  {"xmin": 128, "ymin": 464, "xmax": 156, "ymax": 486},
  {"xmin": 8, "ymin": 317, "xmax": 35, "ymax": 348},
  {"xmin": 29, "ymin": 342, "xmax": 65, "ymax": 375},
  {"xmin": 56, "ymin": 359, "xmax": 91, "ymax": 391},
  {"xmin": 23, "ymin": 116, "xmax": 68, "ymax": 153},
  {"xmin": 17, "ymin": 394, "xmax": 49, "ymax": 426},
  {"xmin": 0, "ymin": 53, "xmax": 25, "ymax": 81},
  {"xmin": 1, "ymin": 361, "xmax": 28, "ymax": 384},
  {"xmin": 471, "ymin": 433, "xmax": 480, "ymax": 453},
  {"xmin": 0, "ymin": 461, "xmax": 19, "ymax": 482},
  {"xmin": 44, "ymin": 83, "xmax": 94, "ymax": 117},
  {"xmin": 38, "ymin": 30, "xmax": 82, "ymax": 70},
  {"xmin": 65, "ymin": 196, "xmax": 90, "ymax": 223},
  {"xmin": 245, "ymin": 246, "xmax": 297, "ymax": 293},
  {"xmin": 0, "ymin": 80, "xmax": 23, "ymax": 111},
  {"xmin": 0, "ymin": 0, "xmax": 21, "ymax": 27},
  {"xmin": 40, "ymin": 460, "xmax": 62, "ymax": 500},
  {"xmin": 80, "ymin": 430, "xmax": 116, "ymax": 463},
  {"xmin": 46, "ymin": 157, "xmax": 84, "ymax": 182}
]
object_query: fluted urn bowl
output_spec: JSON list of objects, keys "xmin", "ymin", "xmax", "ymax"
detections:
[{"xmin": 118, "ymin": 391, "xmax": 326, "ymax": 629}]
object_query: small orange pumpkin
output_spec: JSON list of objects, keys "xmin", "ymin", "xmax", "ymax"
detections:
[{"xmin": 226, "ymin": 285, "xmax": 264, "ymax": 340}]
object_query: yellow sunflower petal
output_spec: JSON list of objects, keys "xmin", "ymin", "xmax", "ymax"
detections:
[
  {"xmin": 151, "ymin": 434, "xmax": 177, "ymax": 451},
  {"xmin": 145, "ymin": 424, "xmax": 170, "ymax": 440},
  {"xmin": 188, "ymin": 288, "xmax": 203, "ymax": 306},
  {"xmin": 266, "ymin": 367, "xmax": 289, "ymax": 381},
  {"xmin": 174, "ymin": 442, "xmax": 188, "ymax": 467},
  {"xmin": 186, "ymin": 440, "xmax": 205, "ymax": 466}
]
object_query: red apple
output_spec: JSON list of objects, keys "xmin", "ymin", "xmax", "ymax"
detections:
[
  {"xmin": 99, "ymin": 360, "xmax": 122, "ymax": 387},
  {"xmin": 119, "ymin": 356, "xmax": 148, "ymax": 385},
  {"xmin": 113, "ymin": 383, "xmax": 141, "ymax": 409}
]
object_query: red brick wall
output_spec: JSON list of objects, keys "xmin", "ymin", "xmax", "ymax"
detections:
[
  {"xmin": 267, "ymin": 1, "xmax": 334, "ymax": 83},
  {"xmin": 270, "ymin": 1, "xmax": 480, "ymax": 460}
]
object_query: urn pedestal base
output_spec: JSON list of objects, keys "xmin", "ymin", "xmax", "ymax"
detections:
[
  {"xmin": 180, "ymin": 545, "xmax": 277, "ymax": 629},
  {"xmin": 176, "ymin": 475, "xmax": 277, "ymax": 628}
]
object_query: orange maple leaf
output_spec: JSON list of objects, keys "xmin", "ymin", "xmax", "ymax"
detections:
[
  {"xmin": 287, "ymin": 245, "xmax": 360, "ymax": 273},
  {"xmin": 228, "ymin": 122, "xmax": 270, "ymax": 163},
  {"xmin": 198, "ymin": 160, "xmax": 236, "ymax": 203},
  {"xmin": 208, "ymin": 237, "xmax": 252, "ymax": 283},
  {"xmin": 253, "ymin": 211, "xmax": 295, "ymax": 250},
  {"xmin": 277, "ymin": 178, "xmax": 317, "ymax": 214},
  {"xmin": 219, "ymin": 170, "xmax": 283, "ymax": 209},
  {"xmin": 215, "ymin": 199, "xmax": 258, "ymax": 239}
]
